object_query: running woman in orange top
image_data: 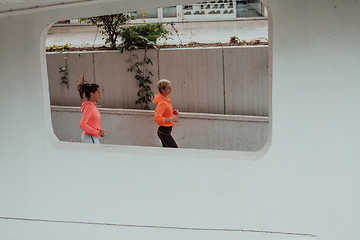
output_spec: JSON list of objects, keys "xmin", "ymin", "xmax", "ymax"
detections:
[
  {"xmin": 152, "ymin": 79, "xmax": 179, "ymax": 148},
  {"xmin": 76, "ymin": 75, "xmax": 105, "ymax": 144}
]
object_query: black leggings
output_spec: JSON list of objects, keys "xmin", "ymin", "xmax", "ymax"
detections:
[{"xmin": 157, "ymin": 126, "xmax": 178, "ymax": 148}]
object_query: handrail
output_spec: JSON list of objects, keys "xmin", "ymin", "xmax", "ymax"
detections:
[{"xmin": 51, "ymin": 105, "xmax": 269, "ymax": 123}]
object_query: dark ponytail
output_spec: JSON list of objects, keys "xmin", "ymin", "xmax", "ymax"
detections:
[{"xmin": 76, "ymin": 75, "xmax": 99, "ymax": 100}]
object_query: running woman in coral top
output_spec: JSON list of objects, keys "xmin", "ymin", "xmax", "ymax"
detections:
[
  {"xmin": 152, "ymin": 79, "xmax": 179, "ymax": 148},
  {"xmin": 76, "ymin": 75, "xmax": 105, "ymax": 144}
]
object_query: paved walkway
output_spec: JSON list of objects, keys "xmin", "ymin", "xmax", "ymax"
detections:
[{"xmin": 46, "ymin": 20, "xmax": 268, "ymax": 47}]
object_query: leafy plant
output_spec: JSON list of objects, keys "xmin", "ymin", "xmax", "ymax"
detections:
[
  {"xmin": 47, "ymin": 44, "xmax": 60, "ymax": 51},
  {"xmin": 62, "ymin": 44, "xmax": 70, "ymax": 50},
  {"xmin": 79, "ymin": 13, "xmax": 135, "ymax": 48},
  {"xmin": 126, "ymin": 50, "xmax": 154, "ymax": 110},
  {"xmin": 141, "ymin": 10, "xmax": 147, "ymax": 23},
  {"xmin": 167, "ymin": 21, "xmax": 183, "ymax": 45},
  {"xmin": 230, "ymin": 35, "xmax": 240, "ymax": 44},
  {"xmin": 119, "ymin": 23, "xmax": 171, "ymax": 50},
  {"xmin": 59, "ymin": 65, "xmax": 69, "ymax": 89},
  {"xmin": 46, "ymin": 44, "xmax": 71, "ymax": 52},
  {"xmin": 119, "ymin": 23, "xmax": 171, "ymax": 110},
  {"xmin": 188, "ymin": 30, "xmax": 195, "ymax": 44}
]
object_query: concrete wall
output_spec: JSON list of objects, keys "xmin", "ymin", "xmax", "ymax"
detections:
[
  {"xmin": 1, "ymin": 0, "xmax": 360, "ymax": 240},
  {"xmin": 51, "ymin": 106, "xmax": 269, "ymax": 151},
  {"xmin": 47, "ymin": 46, "xmax": 269, "ymax": 115}
]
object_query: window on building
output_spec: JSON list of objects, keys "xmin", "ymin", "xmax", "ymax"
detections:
[{"xmin": 46, "ymin": 2, "xmax": 271, "ymax": 154}]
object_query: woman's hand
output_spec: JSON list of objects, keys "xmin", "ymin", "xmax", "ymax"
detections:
[
  {"xmin": 172, "ymin": 110, "xmax": 179, "ymax": 122},
  {"xmin": 99, "ymin": 129, "xmax": 105, "ymax": 137},
  {"xmin": 171, "ymin": 116, "xmax": 179, "ymax": 123}
]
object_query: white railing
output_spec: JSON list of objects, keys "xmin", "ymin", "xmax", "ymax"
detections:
[{"xmin": 51, "ymin": 106, "xmax": 269, "ymax": 151}]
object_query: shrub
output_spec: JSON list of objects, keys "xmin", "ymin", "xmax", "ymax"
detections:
[
  {"xmin": 119, "ymin": 23, "xmax": 171, "ymax": 49},
  {"xmin": 119, "ymin": 23, "xmax": 171, "ymax": 110},
  {"xmin": 79, "ymin": 13, "xmax": 134, "ymax": 48}
]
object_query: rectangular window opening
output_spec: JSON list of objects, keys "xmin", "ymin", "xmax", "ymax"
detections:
[{"xmin": 45, "ymin": 4, "xmax": 271, "ymax": 155}]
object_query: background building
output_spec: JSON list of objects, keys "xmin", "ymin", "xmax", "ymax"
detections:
[{"xmin": 66, "ymin": 0, "xmax": 267, "ymax": 24}]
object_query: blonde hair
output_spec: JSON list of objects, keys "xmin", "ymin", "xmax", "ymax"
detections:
[{"xmin": 157, "ymin": 79, "xmax": 171, "ymax": 93}]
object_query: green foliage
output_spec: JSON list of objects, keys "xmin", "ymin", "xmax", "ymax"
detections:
[
  {"xmin": 125, "ymin": 50, "xmax": 154, "ymax": 110},
  {"xmin": 62, "ymin": 44, "xmax": 70, "ymax": 50},
  {"xmin": 188, "ymin": 30, "xmax": 194, "ymax": 44},
  {"xmin": 119, "ymin": 23, "xmax": 171, "ymax": 50},
  {"xmin": 167, "ymin": 21, "xmax": 183, "ymax": 46},
  {"xmin": 229, "ymin": 35, "xmax": 240, "ymax": 44},
  {"xmin": 79, "ymin": 13, "xmax": 135, "ymax": 48},
  {"xmin": 119, "ymin": 23, "xmax": 171, "ymax": 110},
  {"xmin": 47, "ymin": 44, "xmax": 60, "ymax": 51},
  {"xmin": 59, "ymin": 66, "xmax": 69, "ymax": 89},
  {"xmin": 46, "ymin": 44, "xmax": 71, "ymax": 52}
]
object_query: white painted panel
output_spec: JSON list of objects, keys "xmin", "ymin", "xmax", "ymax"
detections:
[
  {"xmin": 51, "ymin": 106, "xmax": 268, "ymax": 151},
  {"xmin": 93, "ymin": 50, "xmax": 159, "ymax": 109},
  {"xmin": 2, "ymin": 0, "xmax": 360, "ymax": 240},
  {"xmin": 224, "ymin": 46, "xmax": 268, "ymax": 115},
  {"xmin": 47, "ymin": 51, "xmax": 95, "ymax": 106},
  {"xmin": 158, "ymin": 47, "xmax": 225, "ymax": 114}
]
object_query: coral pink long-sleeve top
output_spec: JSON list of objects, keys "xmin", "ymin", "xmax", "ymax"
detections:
[{"xmin": 79, "ymin": 100, "xmax": 101, "ymax": 137}]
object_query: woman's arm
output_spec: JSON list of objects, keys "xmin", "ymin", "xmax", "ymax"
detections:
[
  {"xmin": 154, "ymin": 103, "xmax": 178, "ymax": 125},
  {"xmin": 79, "ymin": 107, "xmax": 100, "ymax": 136},
  {"xmin": 164, "ymin": 116, "xmax": 178, "ymax": 123}
]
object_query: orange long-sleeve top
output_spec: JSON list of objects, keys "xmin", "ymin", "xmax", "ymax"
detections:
[
  {"xmin": 79, "ymin": 100, "xmax": 101, "ymax": 137},
  {"xmin": 152, "ymin": 93, "xmax": 175, "ymax": 127}
]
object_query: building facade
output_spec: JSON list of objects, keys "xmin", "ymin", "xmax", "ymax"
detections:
[
  {"xmin": 65, "ymin": 0, "xmax": 267, "ymax": 24},
  {"xmin": 1, "ymin": 0, "xmax": 360, "ymax": 240}
]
